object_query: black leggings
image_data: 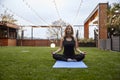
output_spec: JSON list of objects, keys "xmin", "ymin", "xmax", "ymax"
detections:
[{"xmin": 52, "ymin": 53, "xmax": 85, "ymax": 61}]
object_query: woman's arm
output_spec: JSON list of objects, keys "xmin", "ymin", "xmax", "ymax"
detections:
[
  {"xmin": 74, "ymin": 38, "xmax": 84, "ymax": 53},
  {"xmin": 53, "ymin": 37, "xmax": 63, "ymax": 54}
]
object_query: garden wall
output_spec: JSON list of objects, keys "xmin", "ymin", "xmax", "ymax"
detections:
[{"xmin": 17, "ymin": 39, "xmax": 60, "ymax": 47}]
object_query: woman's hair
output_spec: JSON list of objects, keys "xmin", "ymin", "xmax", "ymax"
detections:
[{"xmin": 64, "ymin": 25, "xmax": 74, "ymax": 37}]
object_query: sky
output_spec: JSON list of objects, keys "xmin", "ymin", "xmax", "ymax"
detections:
[{"xmin": 0, "ymin": 0, "xmax": 119, "ymax": 39}]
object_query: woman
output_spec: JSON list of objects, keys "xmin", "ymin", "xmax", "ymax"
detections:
[{"xmin": 51, "ymin": 25, "xmax": 86, "ymax": 61}]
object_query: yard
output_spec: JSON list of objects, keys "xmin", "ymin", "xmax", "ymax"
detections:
[{"xmin": 0, "ymin": 47, "xmax": 120, "ymax": 80}]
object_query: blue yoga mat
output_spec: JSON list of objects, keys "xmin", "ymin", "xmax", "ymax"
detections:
[{"xmin": 53, "ymin": 61, "xmax": 88, "ymax": 68}]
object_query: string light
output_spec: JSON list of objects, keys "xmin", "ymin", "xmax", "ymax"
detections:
[
  {"xmin": 0, "ymin": 3, "xmax": 37, "ymax": 25},
  {"xmin": 53, "ymin": 0, "xmax": 61, "ymax": 19},
  {"xmin": 72, "ymin": 0, "xmax": 83, "ymax": 24},
  {"xmin": 22, "ymin": 0, "xmax": 49, "ymax": 25}
]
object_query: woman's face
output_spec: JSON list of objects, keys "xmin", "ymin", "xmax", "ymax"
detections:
[{"xmin": 66, "ymin": 26, "xmax": 72, "ymax": 34}]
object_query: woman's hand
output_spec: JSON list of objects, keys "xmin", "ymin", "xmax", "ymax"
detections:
[
  {"xmin": 52, "ymin": 52, "xmax": 56, "ymax": 54},
  {"xmin": 51, "ymin": 50, "xmax": 55, "ymax": 55},
  {"xmin": 81, "ymin": 51, "xmax": 86, "ymax": 55}
]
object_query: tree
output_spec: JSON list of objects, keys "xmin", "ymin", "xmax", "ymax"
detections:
[
  {"xmin": 0, "ymin": 10, "xmax": 18, "ymax": 39},
  {"xmin": 47, "ymin": 19, "xmax": 68, "ymax": 40},
  {"xmin": 0, "ymin": 10, "xmax": 17, "ymax": 23},
  {"xmin": 106, "ymin": 3, "xmax": 120, "ymax": 37}
]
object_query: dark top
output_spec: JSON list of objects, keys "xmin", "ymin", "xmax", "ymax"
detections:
[{"xmin": 63, "ymin": 36, "xmax": 75, "ymax": 58}]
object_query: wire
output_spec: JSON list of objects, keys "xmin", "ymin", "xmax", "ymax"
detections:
[
  {"xmin": 72, "ymin": 0, "xmax": 83, "ymax": 24},
  {"xmin": 22, "ymin": 0, "xmax": 49, "ymax": 25},
  {"xmin": 0, "ymin": 3, "xmax": 37, "ymax": 25},
  {"xmin": 53, "ymin": 0, "xmax": 61, "ymax": 20}
]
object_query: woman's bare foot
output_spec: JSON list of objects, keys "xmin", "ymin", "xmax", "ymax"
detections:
[{"xmin": 67, "ymin": 58, "xmax": 77, "ymax": 62}]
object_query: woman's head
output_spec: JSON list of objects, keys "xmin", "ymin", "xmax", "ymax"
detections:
[{"xmin": 64, "ymin": 25, "xmax": 74, "ymax": 37}]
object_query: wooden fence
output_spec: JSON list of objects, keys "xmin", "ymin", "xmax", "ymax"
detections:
[
  {"xmin": 17, "ymin": 39, "xmax": 60, "ymax": 47},
  {"xmin": 100, "ymin": 36, "xmax": 120, "ymax": 51}
]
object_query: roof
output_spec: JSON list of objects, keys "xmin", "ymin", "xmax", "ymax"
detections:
[
  {"xmin": 84, "ymin": 3, "xmax": 108, "ymax": 24},
  {"xmin": 0, "ymin": 21, "xmax": 20, "ymax": 29}
]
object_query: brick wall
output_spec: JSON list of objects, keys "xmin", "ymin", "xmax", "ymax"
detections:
[
  {"xmin": 17, "ymin": 39, "xmax": 60, "ymax": 46},
  {"xmin": 0, "ymin": 39, "xmax": 16, "ymax": 46}
]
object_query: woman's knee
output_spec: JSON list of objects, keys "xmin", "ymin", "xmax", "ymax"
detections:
[
  {"xmin": 76, "ymin": 53, "xmax": 85, "ymax": 61},
  {"xmin": 52, "ymin": 54, "xmax": 57, "ymax": 59}
]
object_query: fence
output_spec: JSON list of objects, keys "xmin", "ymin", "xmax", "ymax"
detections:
[
  {"xmin": 17, "ymin": 39, "xmax": 60, "ymax": 47},
  {"xmin": 100, "ymin": 36, "xmax": 120, "ymax": 51}
]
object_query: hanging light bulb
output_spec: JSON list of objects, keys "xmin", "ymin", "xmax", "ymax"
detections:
[{"xmin": 50, "ymin": 42, "xmax": 55, "ymax": 48}]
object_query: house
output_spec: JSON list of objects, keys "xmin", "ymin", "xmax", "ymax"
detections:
[{"xmin": 0, "ymin": 21, "xmax": 20, "ymax": 46}]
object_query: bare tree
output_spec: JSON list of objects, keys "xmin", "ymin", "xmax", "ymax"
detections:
[
  {"xmin": 0, "ymin": 10, "xmax": 17, "ymax": 23},
  {"xmin": 47, "ymin": 19, "xmax": 68, "ymax": 40}
]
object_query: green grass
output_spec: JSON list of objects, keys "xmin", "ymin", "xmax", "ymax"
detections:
[{"xmin": 0, "ymin": 47, "xmax": 120, "ymax": 80}]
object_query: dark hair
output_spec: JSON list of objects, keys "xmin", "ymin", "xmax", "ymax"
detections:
[{"xmin": 64, "ymin": 25, "xmax": 74, "ymax": 37}]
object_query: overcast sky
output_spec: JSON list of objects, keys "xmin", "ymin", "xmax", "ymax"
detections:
[
  {"xmin": 0, "ymin": 0, "xmax": 119, "ymax": 25},
  {"xmin": 0, "ymin": 0, "xmax": 119, "ymax": 39}
]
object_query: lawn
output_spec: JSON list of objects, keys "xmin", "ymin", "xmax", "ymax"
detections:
[{"xmin": 0, "ymin": 47, "xmax": 120, "ymax": 80}]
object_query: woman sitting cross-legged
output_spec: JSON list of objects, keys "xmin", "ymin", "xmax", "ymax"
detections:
[{"xmin": 51, "ymin": 25, "xmax": 86, "ymax": 62}]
